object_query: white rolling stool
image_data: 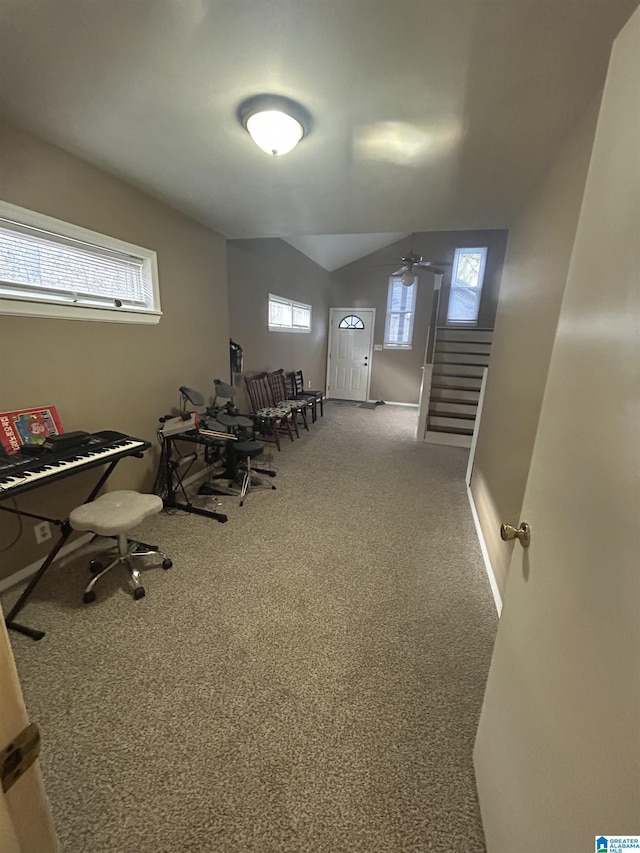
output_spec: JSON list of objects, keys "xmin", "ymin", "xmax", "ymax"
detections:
[{"xmin": 69, "ymin": 490, "xmax": 172, "ymax": 603}]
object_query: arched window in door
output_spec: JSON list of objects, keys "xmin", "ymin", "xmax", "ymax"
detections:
[{"xmin": 338, "ymin": 315, "xmax": 365, "ymax": 329}]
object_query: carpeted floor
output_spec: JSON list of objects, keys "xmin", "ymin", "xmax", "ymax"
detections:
[{"xmin": 4, "ymin": 403, "xmax": 497, "ymax": 853}]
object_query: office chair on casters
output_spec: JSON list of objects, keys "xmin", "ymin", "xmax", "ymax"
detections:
[{"xmin": 69, "ymin": 491, "xmax": 172, "ymax": 603}]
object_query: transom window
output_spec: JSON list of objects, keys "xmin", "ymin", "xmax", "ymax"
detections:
[
  {"xmin": 384, "ymin": 276, "xmax": 417, "ymax": 349},
  {"xmin": 446, "ymin": 246, "xmax": 488, "ymax": 325},
  {"xmin": 338, "ymin": 315, "xmax": 364, "ymax": 329},
  {"xmin": 0, "ymin": 200, "xmax": 161, "ymax": 324},
  {"xmin": 268, "ymin": 293, "xmax": 311, "ymax": 333}
]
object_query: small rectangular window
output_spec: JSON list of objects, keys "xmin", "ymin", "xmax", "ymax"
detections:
[
  {"xmin": 446, "ymin": 246, "xmax": 488, "ymax": 325},
  {"xmin": 384, "ymin": 276, "xmax": 417, "ymax": 349},
  {"xmin": 268, "ymin": 293, "xmax": 311, "ymax": 333},
  {"xmin": 0, "ymin": 201, "xmax": 161, "ymax": 324}
]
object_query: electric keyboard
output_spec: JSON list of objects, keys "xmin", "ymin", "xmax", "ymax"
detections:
[{"xmin": 0, "ymin": 430, "xmax": 150, "ymax": 499}]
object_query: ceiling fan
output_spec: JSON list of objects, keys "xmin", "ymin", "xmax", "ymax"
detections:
[{"xmin": 393, "ymin": 252, "xmax": 451, "ymax": 285}]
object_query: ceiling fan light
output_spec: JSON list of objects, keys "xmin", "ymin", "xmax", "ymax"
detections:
[
  {"xmin": 400, "ymin": 270, "xmax": 416, "ymax": 286},
  {"xmin": 246, "ymin": 110, "xmax": 303, "ymax": 156},
  {"xmin": 238, "ymin": 94, "xmax": 312, "ymax": 156}
]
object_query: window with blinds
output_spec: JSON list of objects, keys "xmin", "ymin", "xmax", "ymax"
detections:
[
  {"xmin": 0, "ymin": 201, "xmax": 161, "ymax": 324},
  {"xmin": 384, "ymin": 276, "xmax": 417, "ymax": 348},
  {"xmin": 268, "ymin": 293, "xmax": 312, "ymax": 333},
  {"xmin": 446, "ymin": 246, "xmax": 488, "ymax": 325}
]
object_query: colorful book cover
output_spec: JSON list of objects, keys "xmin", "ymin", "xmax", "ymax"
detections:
[{"xmin": 0, "ymin": 407, "xmax": 64, "ymax": 454}]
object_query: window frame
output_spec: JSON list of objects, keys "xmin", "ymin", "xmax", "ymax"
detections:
[
  {"xmin": 338, "ymin": 314, "xmax": 365, "ymax": 330},
  {"xmin": 383, "ymin": 275, "xmax": 417, "ymax": 349},
  {"xmin": 0, "ymin": 200, "xmax": 161, "ymax": 325},
  {"xmin": 446, "ymin": 246, "xmax": 488, "ymax": 326},
  {"xmin": 267, "ymin": 292, "xmax": 312, "ymax": 334}
]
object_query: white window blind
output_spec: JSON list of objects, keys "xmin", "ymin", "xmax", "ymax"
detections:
[
  {"xmin": 268, "ymin": 293, "xmax": 311, "ymax": 333},
  {"xmin": 384, "ymin": 276, "xmax": 417, "ymax": 348},
  {"xmin": 0, "ymin": 201, "xmax": 161, "ymax": 324},
  {"xmin": 446, "ymin": 246, "xmax": 488, "ymax": 325}
]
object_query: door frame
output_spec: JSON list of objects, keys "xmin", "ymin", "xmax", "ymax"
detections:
[
  {"xmin": 0, "ymin": 603, "xmax": 59, "ymax": 852},
  {"xmin": 326, "ymin": 307, "xmax": 376, "ymax": 402}
]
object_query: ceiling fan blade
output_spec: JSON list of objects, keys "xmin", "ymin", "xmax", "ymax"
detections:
[
  {"xmin": 392, "ymin": 266, "xmax": 408, "ymax": 276},
  {"xmin": 417, "ymin": 261, "xmax": 450, "ymax": 274}
]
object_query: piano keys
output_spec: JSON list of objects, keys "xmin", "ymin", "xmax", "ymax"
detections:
[
  {"xmin": 0, "ymin": 429, "xmax": 152, "ymax": 640},
  {"xmin": 0, "ymin": 430, "xmax": 150, "ymax": 498}
]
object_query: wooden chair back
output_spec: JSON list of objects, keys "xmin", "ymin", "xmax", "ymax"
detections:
[
  {"xmin": 294, "ymin": 370, "xmax": 324, "ymax": 417},
  {"xmin": 268, "ymin": 369, "xmax": 288, "ymax": 404},
  {"xmin": 244, "ymin": 372, "xmax": 274, "ymax": 413},
  {"xmin": 244, "ymin": 372, "xmax": 298, "ymax": 449}
]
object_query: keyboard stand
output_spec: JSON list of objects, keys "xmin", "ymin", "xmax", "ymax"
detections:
[{"xmin": 2, "ymin": 460, "xmax": 120, "ymax": 640}]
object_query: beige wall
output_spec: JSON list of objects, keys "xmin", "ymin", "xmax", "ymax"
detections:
[
  {"xmin": 0, "ymin": 122, "xmax": 229, "ymax": 582},
  {"xmin": 475, "ymin": 9, "xmax": 640, "ymax": 847},
  {"xmin": 226, "ymin": 238, "xmax": 331, "ymax": 407},
  {"xmin": 469, "ymin": 97, "xmax": 601, "ymax": 598},
  {"xmin": 329, "ymin": 231, "xmax": 508, "ymax": 404}
]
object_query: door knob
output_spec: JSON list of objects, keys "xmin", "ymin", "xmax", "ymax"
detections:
[{"xmin": 500, "ymin": 522, "xmax": 531, "ymax": 548}]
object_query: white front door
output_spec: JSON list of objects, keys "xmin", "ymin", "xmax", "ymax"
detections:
[
  {"xmin": 327, "ymin": 308, "xmax": 375, "ymax": 402},
  {"xmin": 0, "ymin": 606, "xmax": 59, "ymax": 852},
  {"xmin": 474, "ymin": 10, "xmax": 640, "ymax": 851}
]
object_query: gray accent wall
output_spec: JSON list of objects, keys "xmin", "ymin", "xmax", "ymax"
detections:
[
  {"xmin": 0, "ymin": 121, "xmax": 230, "ymax": 582},
  {"xmin": 226, "ymin": 238, "xmax": 331, "ymax": 407},
  {"xmin": 329, "ymin": 231, "xmax": 508, "ymax": 404}
]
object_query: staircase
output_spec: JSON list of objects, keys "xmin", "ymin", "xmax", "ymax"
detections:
[{"xmin": 424, "ymin": 327, "xmax": 492, "ymax": 447}]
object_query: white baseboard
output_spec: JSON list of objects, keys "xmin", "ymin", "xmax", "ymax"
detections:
[
  {"xmin": 466, "ymin": 484, "xmax": 502, "ymax": 615},
  {"xmin": 0, "ymin": 532, "xmax": 94, "ymax": 595}
]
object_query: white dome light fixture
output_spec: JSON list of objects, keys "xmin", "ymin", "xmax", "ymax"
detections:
[
  {"xmin": 238, "ymin": 94, "xmax": 312, "ymax": 156},
  {"xmin": 400, "ymin": 269, "xmax": 417, "ymax": 286}
]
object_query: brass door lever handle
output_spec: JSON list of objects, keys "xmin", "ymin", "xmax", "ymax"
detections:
[{"xmin": 500, "ymin": 522, "xmax": 531, "ymax": 548}]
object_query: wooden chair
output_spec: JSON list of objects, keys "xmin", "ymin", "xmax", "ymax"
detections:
[
  {"xmin": 284, "ymin": 370, "xmax": 318, "ymax": 423},
  {"xmin": 293, "ymin": 370, "xmax": 324, "ymax": 419},
  {"xmin": 269, "ymin": 369, "xmax": 310, "ymax": 432},
  {"xmin": 244, "ymin": 372, "xmax": 296, "ymax": 451}
]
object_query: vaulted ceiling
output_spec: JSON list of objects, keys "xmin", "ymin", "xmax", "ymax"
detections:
[{"xmin": 0, "ymin": 0, "xmax": 636, "ymax": 268}]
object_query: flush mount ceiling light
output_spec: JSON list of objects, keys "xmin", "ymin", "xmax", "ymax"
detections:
[{"xmin": 238, "ymin": 94, "xmax": 312, "ymax": 156}]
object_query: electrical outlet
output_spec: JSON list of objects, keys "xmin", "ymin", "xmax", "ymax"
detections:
[{"xmin": 34, "ymin": 521, "xmax": 52, "ymax": 544}]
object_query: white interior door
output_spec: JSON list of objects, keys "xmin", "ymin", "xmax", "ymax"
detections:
[
  {"xmin": 327, "ymin": 308, "xmax": 375, "ymax": 401},
  {"xmin": 474, "ymin": 10, "xmax": 640, "ymax": 852},
  {"xmin": 0, "ymin": 607, "xmax": 59, "ymax": 852}
]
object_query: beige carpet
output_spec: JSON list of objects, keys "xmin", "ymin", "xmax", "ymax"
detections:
[{"xmin": 4, "ymin": 403, "xmax": 497, "ymax": 853}]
